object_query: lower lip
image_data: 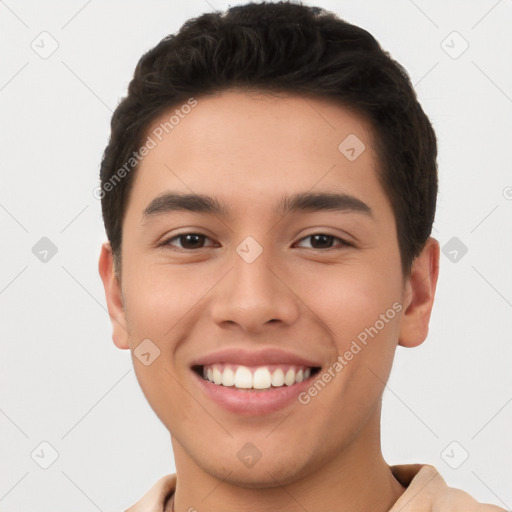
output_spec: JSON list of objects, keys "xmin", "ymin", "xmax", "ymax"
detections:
[{"xmin": 191, "ymin": 369, "xmax": 318, "ymax": 415}]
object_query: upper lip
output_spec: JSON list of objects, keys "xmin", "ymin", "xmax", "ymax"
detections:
[{"xmin": 190, "ymin": 347, "xmax": 322, "ymax": 368}]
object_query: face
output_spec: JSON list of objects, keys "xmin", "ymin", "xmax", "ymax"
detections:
[{"xmin": 99, "ymin": 90, "xmax": 438, "ymax": 487}]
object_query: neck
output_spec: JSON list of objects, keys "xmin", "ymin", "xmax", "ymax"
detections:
[{"xmin": 168, "ymin": 405, "xmax": 406, "ymax": 512}]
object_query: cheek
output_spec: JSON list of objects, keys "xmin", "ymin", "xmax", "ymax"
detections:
[
  {"xmin": 299, "ymin": 261, "xmax": 402, "ymax": 343},
  {"xmin": 309, "ymin": 272, "xmax": 402, "ymax": 421},
  {"xmin": 122, "ymin": 259, "xmax": 209, "ymax": 339}
]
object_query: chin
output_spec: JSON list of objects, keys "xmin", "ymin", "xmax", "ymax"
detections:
[{"xmin": 198, "ymin": 452, "xmax": 314, "ymax": 489}]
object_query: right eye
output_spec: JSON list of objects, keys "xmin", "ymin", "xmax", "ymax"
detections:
[{"xmin": 160, "ymin": 232, "xmax": 217, "ymax": 251}]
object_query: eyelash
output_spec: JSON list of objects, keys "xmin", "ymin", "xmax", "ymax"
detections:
[{"xmin": 159, "ymin": 232, "xmax": 353, "ymax": 251}]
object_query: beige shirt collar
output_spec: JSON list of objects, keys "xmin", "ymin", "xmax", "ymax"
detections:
[{"xmin": 125, "ymin": 463, "xmax": 506, "ymax": 512}]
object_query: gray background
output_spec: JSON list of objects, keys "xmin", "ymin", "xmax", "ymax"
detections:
[{"xmin": 1, "ymin": 0, "xmax": 511, "ymax": 510}]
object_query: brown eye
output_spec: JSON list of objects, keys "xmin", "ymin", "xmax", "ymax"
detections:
[
  {"xmin": 162, "ymin": 233, "xmax": 214, "ymax": 250},
  {"xmin": 296, "ymin": 233, "xmax": 351, "ymax": 250}
]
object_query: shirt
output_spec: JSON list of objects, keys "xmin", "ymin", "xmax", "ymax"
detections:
[{"xmin": 125, "ymin": 463, "xmax": 507, "ymax": 511}]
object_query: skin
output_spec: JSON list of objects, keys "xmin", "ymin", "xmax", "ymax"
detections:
[{"xmin": 99, "ymin": 90, "xmax": 439, "ymax": 512}]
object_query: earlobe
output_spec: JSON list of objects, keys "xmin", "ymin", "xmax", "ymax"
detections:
[
  {"xmin": 398, "ymin": 237, "xmax": 440, "ymax": 348},
  {"xmin": 98, "ymin": 242, "xmax": 130, "ymax": 350}
]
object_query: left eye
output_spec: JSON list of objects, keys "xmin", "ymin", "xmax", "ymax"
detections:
[
  {"xmin": 161, "ymin": 233, "xmax": 350, "ymax": 251},
  {"xmin": 295, "ymin": 233, "xmax": 350, "ymax": 250}
]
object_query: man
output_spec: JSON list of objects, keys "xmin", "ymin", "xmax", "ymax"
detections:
[{"xmin": 97, "ymin": 2, "xmax": 506, "ymax": 510}]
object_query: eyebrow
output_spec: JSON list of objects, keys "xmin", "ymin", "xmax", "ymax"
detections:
[{"xmin": 142, "ymin": 191, "xmax": 373, "ymax": 222}]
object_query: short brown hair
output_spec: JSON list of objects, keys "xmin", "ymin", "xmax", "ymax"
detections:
[{"xmin": 99, "ymin": 1, "xmax": 438, "ymax": 278}]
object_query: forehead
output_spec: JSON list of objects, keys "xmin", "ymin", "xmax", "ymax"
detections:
[
  {"xmin": 125, "ymin": 90, "xmax": 392, "ymax": 225},
  {"xmin": 142, "ymin": 89, "xmax": 375, "ymax": 170}
]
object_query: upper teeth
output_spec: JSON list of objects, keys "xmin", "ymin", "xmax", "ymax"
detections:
[{"xmin": 202, "ymin": 364, "xmax": 312, "ymax": 390}]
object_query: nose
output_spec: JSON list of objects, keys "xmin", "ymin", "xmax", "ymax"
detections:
[{"xmin": 210, "ymin": 247, "xmax": 301, "ymax": 334}]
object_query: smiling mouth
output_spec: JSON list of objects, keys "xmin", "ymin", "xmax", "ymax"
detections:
[{"xmin": 192, "ymin": 363, "xmax": 322, "ymax": 390}]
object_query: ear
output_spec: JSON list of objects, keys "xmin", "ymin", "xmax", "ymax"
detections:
[
  {"xmin": 398, "ymin": 237, "xmax": 440, "ymax": 348},
  {"xmin": 98, "ymin": 241, "xmax": 130, "ymax": 350}
]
